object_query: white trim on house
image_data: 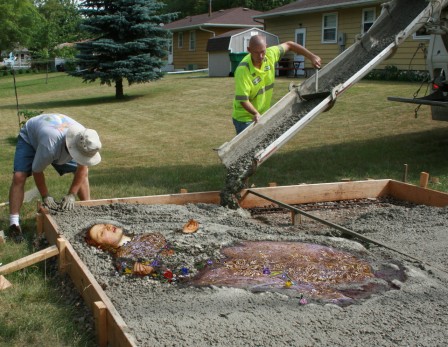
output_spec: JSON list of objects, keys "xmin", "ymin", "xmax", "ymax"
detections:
[
  {"xmin": 189, "ymin": 30, "xmax": 196, "ymax": 51},
  {"xmin": 322, "ymin": 12, "xmax": 338, "ymax": 44},
  {"xmin": 178, "ymin": 32, "xmax": 184, "ymax": 48},
  {"xmin": 362, "ymin": 7, "xmax": 376, "ymax": 34}
]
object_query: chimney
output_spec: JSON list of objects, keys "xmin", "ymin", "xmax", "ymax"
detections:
[{"xmin": 209, "ymin": 0, "xmax": 212, "ymax": 17}]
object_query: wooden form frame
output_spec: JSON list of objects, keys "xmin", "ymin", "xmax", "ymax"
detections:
[{"xmin": 38, "ymin": 179, "xmax": 448, "ymax": 347}]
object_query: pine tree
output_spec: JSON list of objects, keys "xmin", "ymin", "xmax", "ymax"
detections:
[{"xmin": 71, "ymin": 0, "xmax": 177, "ymax": 98}]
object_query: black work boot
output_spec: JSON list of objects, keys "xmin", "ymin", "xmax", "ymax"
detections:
[{"xmin": 7, "ymin": 224, "xmax": 24, "ymax": 243}]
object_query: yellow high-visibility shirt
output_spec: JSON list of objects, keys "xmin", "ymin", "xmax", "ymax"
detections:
[{"xmin": 232, "ymin": 45, "xmax": 284, "ymax": 122}]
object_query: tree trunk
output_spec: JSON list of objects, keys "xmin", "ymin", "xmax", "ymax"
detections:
[{"xmin": 115, "ymin": 78, "xmax": 124, "ymax": 99}]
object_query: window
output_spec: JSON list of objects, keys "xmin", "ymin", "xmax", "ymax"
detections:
[
  {"xmin": 178, "ymin": 32, "xmax": 183, "ymax": 48},
  {"xmin": 189, "ymin": 31, "xmax": 196, "ymax": 51},
  {"xmin": 413, "ymin": 26, "xmax": 430, "ymax": 40},
  {"xmin": 362, "ymin": 8, "xmax": 376, "ymax": 33},
  {"xmin": 322, "ymin": 13, "xmax": 337, "ymax": 43}
]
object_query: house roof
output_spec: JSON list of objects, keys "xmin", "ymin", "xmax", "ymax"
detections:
[
  {"xmin": 164, "ymin": 7, "xmax": 263, "ymax": 31},
  {"xmin": 254, "ymin": 0, "xmax": 383, "ymax": 19}
]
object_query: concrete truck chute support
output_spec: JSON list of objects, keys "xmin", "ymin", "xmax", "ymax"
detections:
[
  {"xmin": 217, "ymin": 0, "xmax": 448, "ymax": 171},
  {"xmin": 389, "ymin": 5, "xmax": 448, "ymax": 121}
]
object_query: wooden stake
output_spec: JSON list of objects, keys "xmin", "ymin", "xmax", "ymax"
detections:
[
  {"xmin": 403, "ymin": 164, "xmax": 408, "ymax": 183},
  {"xmin": 420, "ymin": 172, "xmax": 429, "ymax": 189},
  {"xmin": 93, "ymin": 301, "xmax": 107, "ymax": 347},
  {"xmin": 0, "ymin": 245, "xmax": 59, "ymax": 275},
  {"xmin": 0, "ymin": 275, "xmax": 12, "ymax": 290},
  {"xmin": 57, "ymin": 238, "xmax": 67, "ymax": 273},
  {"xmin": 36, "ymin": 212, "xmax": 44, "ymax": 236},
  {"xmin": 291, "ymin": 211, "xmax": 301, "ymax": 225},
  {"xmin": 180, "ymin": 188, "xmax": 188, "ymax": 194}
]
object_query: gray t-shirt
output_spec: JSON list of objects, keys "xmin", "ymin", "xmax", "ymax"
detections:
[{"xmin": 19, "ymin": 113, "xmax": 82, "ymax": 172}]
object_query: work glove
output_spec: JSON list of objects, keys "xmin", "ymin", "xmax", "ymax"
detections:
[
  {"xmin": 60, "ymin": 193, "xmax": 76, "ymax": 211},
  {"xmin": 42, "ymin": 195, "xmax": 58, "ymax": 209}
]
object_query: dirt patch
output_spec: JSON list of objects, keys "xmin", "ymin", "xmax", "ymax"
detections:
[{"xmin": 50, "ymin": 198, "xmax": 448, "ymax": 346}]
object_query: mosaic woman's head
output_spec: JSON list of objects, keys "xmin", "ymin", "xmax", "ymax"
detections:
[{"xmin": 85, "ymin": 223, "xmax": 125, "ymax": 249}]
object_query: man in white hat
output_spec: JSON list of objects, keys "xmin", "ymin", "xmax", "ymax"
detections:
[{"xmin": 7, "ymin": 113, "xmax": 102, "ymax": 242}]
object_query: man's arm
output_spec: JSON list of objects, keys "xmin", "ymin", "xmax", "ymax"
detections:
[
  {"xmin": 280, "ymin": 41, "xmax": 321, "ymax": 68},
  {"xmin": 68, "ymin": 165, "xmax": 89, "ymax": 198},
  {"xmin": 33, "ymin": 171, "xmax": 58, "ymax": 209},
  {"xmin": 59, "ymin": 165, "xmax": 90, "ymax": 211},
  {"xmin": 33, "ymin": 171, "xmax": 49, "ymax": 198},
  {"xmin": 240, "ymin": 101, "xmax": 261, "ymax": 122}
]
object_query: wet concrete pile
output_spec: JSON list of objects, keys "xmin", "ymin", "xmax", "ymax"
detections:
[{"xmin": 220, "ymin": 0, "xmax": 429, "ymax": 208}]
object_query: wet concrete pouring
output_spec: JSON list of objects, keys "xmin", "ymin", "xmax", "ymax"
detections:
[
  {"xmin": 51, "ymin": 197, "xmax": 448, "ymax": 346},
  {"xmin": 219, "ymin": 0, "xmax": 429, "ymax": 208}
]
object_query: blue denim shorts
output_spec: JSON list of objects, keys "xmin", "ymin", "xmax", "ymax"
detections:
[
  {"xmin": 232, "ymin": 118, "xmax": 253, "ymax": 135},
  {"xmin": 13, "ymin": 136, "xmax": 77, "ymax": 176}
]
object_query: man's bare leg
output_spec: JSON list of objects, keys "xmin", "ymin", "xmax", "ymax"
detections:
[{"xmin": 9, "ymin": 172, "xmax": 28, "ymax": 216}]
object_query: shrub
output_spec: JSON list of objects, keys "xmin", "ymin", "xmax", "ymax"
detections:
[{"xmin": 364, "ymin": 66, "xmax": 429, "ymax": 82}]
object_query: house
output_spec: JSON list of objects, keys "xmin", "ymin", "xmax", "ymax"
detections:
[
  {"xmin": 164, "ymin": 7, "xmax": 263, "ymax": 71},
  {"xmin": 1, "ymin": 49, "xmax": 31, "ymax": 69},
  {"xmin": 254, "ymin": 0, "xmax": 428, "ymax": 73},
  {"xmin": 206, "ymin": 28, "xmax": 279, "ymax": 77}
]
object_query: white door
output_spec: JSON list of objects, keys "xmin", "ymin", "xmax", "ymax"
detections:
[
  {"xmin": 243, "ymin": 36, "xmax": 251, "ymax": 52},
  {"xmin": 294, "ymin": 28, "xmax": 306, "ymax": 76}
]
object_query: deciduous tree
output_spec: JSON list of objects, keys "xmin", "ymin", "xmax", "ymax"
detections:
[
  {"xmin": 30, "ymin": 0, "xmax": 83, "ymax": 71},
  {"xmin": 0, "ymin": 0, "xmax": 41, "ymax": 51}
]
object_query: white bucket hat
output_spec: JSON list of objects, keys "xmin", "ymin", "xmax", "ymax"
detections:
[{"xmin": 66, "ymin": 124, "xmax": 102, "ymax": 166}]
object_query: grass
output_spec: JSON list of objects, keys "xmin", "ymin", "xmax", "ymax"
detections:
[{"xmin": 1, "ymin": 71, "xmax": 448, "ymax": 345}]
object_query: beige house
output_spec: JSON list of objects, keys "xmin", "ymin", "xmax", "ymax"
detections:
[
  {"xmin": 164, "ymin": 7, "xmax": 263, "ymax": 71},
  {"xmin": 255, "ymin": 0, "xmax": 428, "ymax": 72}
]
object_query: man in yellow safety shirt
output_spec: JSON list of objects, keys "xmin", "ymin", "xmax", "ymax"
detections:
[{"xmin": 232, "ymin": 35, "xmax": 322, "ymax": 134}]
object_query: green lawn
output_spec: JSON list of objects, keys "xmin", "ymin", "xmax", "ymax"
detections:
[{"xmin": 1, "ymin": 71, "xmax": 448, "ymax": 345}]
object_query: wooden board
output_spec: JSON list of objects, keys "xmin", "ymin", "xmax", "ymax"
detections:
[
  {"xmin": 38, "ymin": 179, "xmax": 448, "ymax": 346},
  {"xmin": 78, "ymin": 191, "xmax": 221, "ymax": 207},
  {"xmin": 0, "ymin": 275, "xmax": 12, "ymax": 290},
  {"xmin": 78, "ymin": 180, "xmax": 392, "ymax": 209},
  {"xmin": 239, "ymin": 180, "xmax": 391, "ymax": 208},
  {"xmin": 0, "ymin": 245, "xmax": 59, "ymax": 276},
  {"xmin": 388, "ymin": 180, "xmax": 448, "ymax": 207},
  {"xmin": 39, "ymin": 209, "xmax": 138, "ymax": 347}
]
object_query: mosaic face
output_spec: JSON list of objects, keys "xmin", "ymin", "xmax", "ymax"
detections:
[{"xmin": 89, "ymin": 223, "xmax": 124, "ymax": 247}]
